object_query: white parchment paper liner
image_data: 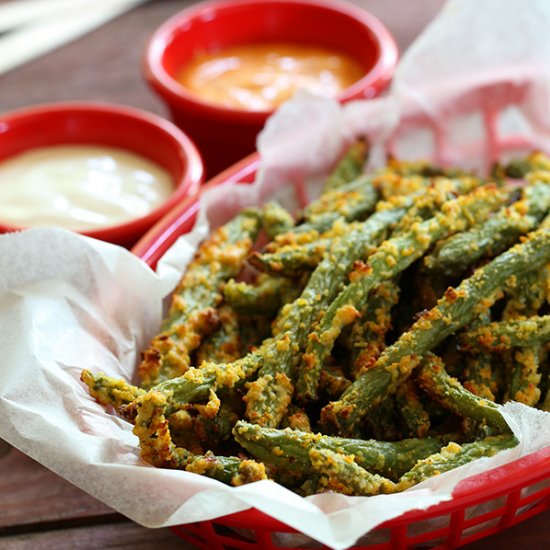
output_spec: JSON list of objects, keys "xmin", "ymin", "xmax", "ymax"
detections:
[{"xmin": 2, "ymin": 1, "xmax": 550, "ymax": 548}]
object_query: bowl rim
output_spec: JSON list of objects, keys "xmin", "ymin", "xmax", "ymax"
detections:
[
  {"xmin": 0, "ymin": 100, "xmax": 204, "ymax": 243},
  {"xmin": 143, "ymin": 0, "xmax": 399, "ymax": 124},
  {"xmin": 131, "ymin": 152, "xmax": 260, "ymax": 264}
]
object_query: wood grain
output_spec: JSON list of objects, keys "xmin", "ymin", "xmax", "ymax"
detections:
[
  {"xmin": 1, "ymin": 521, "xmax": 186, "ymax": 550},
  {"xmin": 0, "ymin": 447, "xmax": 114, "ymax": 532},
  {"xmin": 0, "ymin": 445, "xmax": 192, "ymax": 548}
]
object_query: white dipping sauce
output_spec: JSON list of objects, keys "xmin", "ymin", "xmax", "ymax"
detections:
[{"xmin": 0, "ymin": 145, "xmax": 174, "ymax": 230}]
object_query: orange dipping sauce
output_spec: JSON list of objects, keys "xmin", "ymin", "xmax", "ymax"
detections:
[{"xmin": 176, "ymin": 42, "xmax": 365, "ymax": 111}]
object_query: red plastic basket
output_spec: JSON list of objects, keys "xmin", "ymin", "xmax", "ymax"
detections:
[
  {"xmin": 132, "ymin": 154, "xmax": 550, "ymax": 549},
  {"xmin": 132, "ymin": 83, "xmax": 550, "ymax": 548}
]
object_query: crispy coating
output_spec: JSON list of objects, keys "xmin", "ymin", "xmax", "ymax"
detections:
[
  {"xmin": 223, "ymin": 275, "xmax": 303, "ymax": 314},
  {"xmin": 195, "ymin": 305, "xmax": 242, "ymax": 365},
  {"xmin": 417, "ymin": 354, "xmax": 510, "ymax": 433},
  {"xmin": 300, "ymin": 185, "xmax": 504, "ymax": 403},
  {"xmin": 463, "ymin": 353, "xmax": 498, "ymax": 402},
  {"xmin": 306, "ymin": 174, "xmax": 378, "ymax": 222},
  {"xmin": 242, "ymin": 206, "xmax": 406, "ymax": 428},
  {"xmin": 81, "ymin": 370, "xmax": 145, "ymax": 412},
  {"xmin": 249, "ymin": 238, "xmax": 332, "ymax": 276},
  {"xmin": 81, "ymin": 154, "xmax": 550, "ymax": 496},
  {"xmin": 232, "ymin": 420, "xmax": 446, "ymax": 481},
  {"xmin": 321, "ymin": 224, "xmax": 550, "ymax": 436},
  {"xmin": 323, "ymin": 138, "xmax": 369, "ymax": 191},
  {"xmin": 261, "ymin": 201, "xmax": 295, "ymax": 239},
  {"xmin": 424, "ymin": 180, "xmax": 550, "ymax": 275},
  {"xmin": 395, "ymin": 379, "xmax": 431, "ymax": 438},
  {"xmin": 280, "ymin": 405, "xmax": 312, "ymax": 432},
  {"xmin": 396, "ymin": 435, "xmax": 518, "ymax": 490},
  {"xmin": 459, "ymin": 316, "xmax": 550, "ymax": 352},
  {"xmin": 392, "ymin": 175, "xmax": 483, "ymax": 236},
  {"xmin": 505, "ymin": 347, "xmax": 543, "ymax": 406},
  {"xmin": 350, "ymin": 280, "xmax": 400, "ymax": 378},
  {"xmin": 132, "ymin": 390, "xmax": 266, "ymax": 485},
  {"xmin": 139, "ymin": 210, "xmax": 261, "ymax": 388},
  {"xmin": 309, "ymin": 448, "xmax": 396, "ymax": 496},
  {"xmin": 501, "ymin": 268, "xmax": 548, "ymax": 405}
]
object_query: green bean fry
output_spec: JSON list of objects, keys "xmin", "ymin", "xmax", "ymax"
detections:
[{"xmin": 82, "ymin": 147, "xmax": 550, "ymax": 496}]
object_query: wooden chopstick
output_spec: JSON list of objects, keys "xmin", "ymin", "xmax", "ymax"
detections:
[{"xmin": 0, "ymin": 0, "xmax": 147, "ymax": 76}]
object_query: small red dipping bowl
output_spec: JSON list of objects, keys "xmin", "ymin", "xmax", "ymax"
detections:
[
  {"xmin": 143, "ymin": 0, "xmax": 398, "ymax": 177},
  {"xmin": 0, "ymin": 102, "xmax": 204, "ymax": 247}
]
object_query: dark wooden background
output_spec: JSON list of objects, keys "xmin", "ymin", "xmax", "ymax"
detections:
[{"xmin": 0, "ymin": 0, "xmax": 548, "ymax": 548}]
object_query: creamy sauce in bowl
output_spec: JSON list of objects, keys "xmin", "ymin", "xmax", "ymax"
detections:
[
  {"xmin": 0, "ymin": 145, "xmax": 174, "ymax": 230},
  {"xmin": 176, "ymin": 42, "xmax": 364, "ymax": 111}
]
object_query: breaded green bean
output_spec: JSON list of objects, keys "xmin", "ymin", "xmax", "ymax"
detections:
[
  {"xmin": 323, "ymin": 138, "xmax": 369, "ymax": 191},
  {"xmin": 395, "ymin": 379, "xmax": 431, "ymax": 438},
  {"xmin": 463, "ymin": 353, "xmax": 498, "ymax": 402},
  {"xmin": 299, "ymin": 185, "xmax": 504, "ymax": 402},
  {"xmin": 320, "ymin": 224, "xmax": 550, "ymax": 436},
  {"xmin": 306, "ymin": 173, "xmax": 379, "ymax": 224},
  {"xmin": 81, "ymin": 370, "xmax": 145, "ymax": 411},
  {"xmin": 499, "ymin": 273, "xmax": 546, "ymax": 405},
  {"xmin": 364, "ymin": 398, "xmax": 403, "ymax": 441},
  {"xmin": 502, "ymin": 151, "xmax": 550, "ymax": 178},
  {"xmin": 248, "ymin": 239, "xmax": 331, "ymax": 276},
  {"xmin": 253, "ymin": 218, "xmax": 368, "ymax": 276},
  {"xmin": 243, "ymin": 205, "xmax": 407, "ymax": 427},
  {"xmin": 349, "ymin": 280, "xmax": 400, "ymax": 379},
  {"xmin": 271, "ymin": 175, "xmax": 377, "ymax": 248},
  {"xmin": 396, "ymin": 435, "xmax": 518, "ymax": 490},
  {"xmin": 261, "ymin": 201, "xmax": 295, "ymax": 239},
  {"xmin": 272, "ymin": 213, "xmax": 354, "ymax": 248},
  {"xmin": 319, "ymin": 363, "xmax": 352, "ymax": 400},
  {"xmin": 425, "ymin": 213, "xmax": 535, "ymax": 276},
  {"xmin": 424, "ymin": 180, "xmax": 550, "ymax": 275},
  {"xmin": 132, "ymin": 390, "xmax": 267, "ymax": 485},
  {"xmin": 309, "ymin": 448, "xmax": 396, "ymax": 495},
  {"xmin": 185, "ymin": 452, "xmax": 268, "ymax": 486},
  {"xmin": 459, "ymin": 315, "xmax": 550, "ymax": 352},
  {"xmin": 223, "ymin": 275, "xmax": 302, "ymax": 315},
  {"xmin": 290, "ymin": 174, "xmax": 476, "ymax": 243},
  {"xmin": 391, "ymin": 175, "xmax": 484, "ymax": 236},
  {"xmin": 147, "ymin": 345, "xmax": 268, "ymax": 411},
  {"xmin": 417, "ymin": 353, "xmax": 510, "ymax": 433},
  {"xmin": 505, "ymin": 347, "xmax": 543, "ymax": 406},
  {"xmin": 461, "ymin": 312, "xmax": 498, "ymax": 402},
  {"xmin": 503, "ymin": 269, "xmax": 548, "ymax": 320},
  {"xmin": 281, "ymin": 213, "xmax": 338, "ymax": 240},
  {"xmin": 138, "ymin": 209, "xmax": 261, "ymax": 388},
  {"xmin": 373, "ymin": 164, "xmax": 473, "ymax": 201},
  {"xmin": 195, "ymin": 305, "xmax": 241, "ymax": 365},
  {"xmin": 232, "ymin": 420, "xmax": 446, "ymax": 481},
  {"xmin": 280, "ymin": 405, "xmax": 312, "ymax": 432}
]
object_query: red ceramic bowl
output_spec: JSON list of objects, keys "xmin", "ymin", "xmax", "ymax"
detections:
[
  {"xmin": 143, "ymin": 0, "xmax": 398, "ymax": 178},
  {"xmin": 0, "ymin": 102, "xmax": 204, "ymax": 247}
]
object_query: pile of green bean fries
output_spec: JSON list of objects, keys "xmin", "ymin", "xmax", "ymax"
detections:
[{"xmin": 82, "ymin": 141, "xmax": 550, "ymax": 496}]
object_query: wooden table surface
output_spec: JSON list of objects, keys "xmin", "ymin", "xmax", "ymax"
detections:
[{"xmin": 0, "ymin": 1, "xmax": 548, "ymax": 548}]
